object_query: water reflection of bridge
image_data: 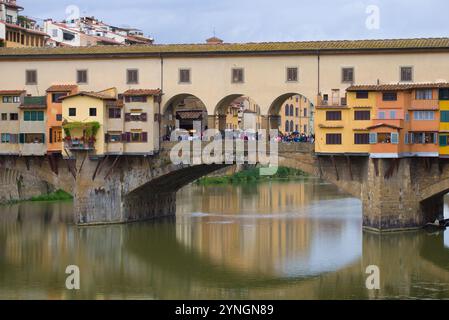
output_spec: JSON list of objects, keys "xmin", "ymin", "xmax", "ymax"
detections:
[{"xmin": 1, "ymin": 201, "xmax": 449, "ymax": 299}]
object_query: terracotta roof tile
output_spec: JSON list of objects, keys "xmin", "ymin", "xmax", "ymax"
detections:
[
  {"xmin": 46, "ymin": 84, "xmax": 78, "ymax": 93},
  {"xmin": 123, "ymin": 89, "xmax": 161, "ymax": 96},
  {"xmin": 347, "ymin": 83, "xmax": 449, "ymax": 91},
  {"xmin": 367, "ymin": 123, "xmax": 403, "ymax": 130},
  {"xmin": 0, "ymin": 90, "xmax": 25, "ymax": 95},
  {"xmin": 60, "ymin": 91, "xmax": 116, "ymax": 101},
  {"xmin": 2, "ymin": 37, "xmax": 449, "ymax": 57}
]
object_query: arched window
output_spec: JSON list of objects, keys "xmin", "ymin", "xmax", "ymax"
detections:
[
  {"xmin": 290, "ymin": 120, "xmax": 294, "ymax": 132},
  {"xmin": 290, "ymin": 105, "xmax": 294, "ymax": 116},
  {"xmin": 285, "ymin": 104, "xmax": 289, "ymax": 116},
  {"xmin": 285, "ymin": 120, "xmax": 289, "ymax": 133}
]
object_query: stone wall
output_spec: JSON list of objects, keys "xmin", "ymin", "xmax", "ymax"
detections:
[{"xmin": 0, "ymin": 168, "xmax": 54, "ymax": 203}]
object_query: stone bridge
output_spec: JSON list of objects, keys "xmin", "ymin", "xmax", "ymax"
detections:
[{"xmin": 0, "ymin": 142, "xmax": 448, "ymax": 231}]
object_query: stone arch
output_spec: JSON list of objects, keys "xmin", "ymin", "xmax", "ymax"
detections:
[
  {"xmin": 161, "ymin": 93, "xmax": 209, "ymax": 139},
  {"xmin": 214, "ymin": 94, "xmax": 262, "ymax": 132},
  {"xmin": 420, "ymin": 178, "xmax": 449, "ymax": 203},
  {"xmin": 267, "ymin": 93, "xmax": 314, "ymax": 132}
]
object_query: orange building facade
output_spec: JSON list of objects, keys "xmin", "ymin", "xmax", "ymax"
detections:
[
  {"xmin": 317, "ymin": 83, "xmax": 446, "ymax": 158},
  {"xmin": 46, "ymin": 85, "xmax": 78, "ymax": 154}
]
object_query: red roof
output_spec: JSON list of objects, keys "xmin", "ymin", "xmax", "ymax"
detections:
[
  {"xmin": 60, "ymin": 91, "xmax": 116, "ymax": 101},
  {"xmin": 123, "ymin": 89, "xmax": 161, "ymax": 96},
  {"xmin": 367, "ymin": 123, "xmax": 403, "ymax": 130},
  {"xmin": 0, "ymin": 90, "xmax": 25, "ymax": 95},
  {"xmin": 347, "ymin": 83, "xmax": 449, "ymax": 92},
  {"xmin": 46, "ymin": 85, "xmax": 78, "ymax": 93},
  {"xmin": 2, "ymin": 22, "xmax": 48, "ymax": 37}
]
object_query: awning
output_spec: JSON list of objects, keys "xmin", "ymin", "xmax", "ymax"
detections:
[{"xmin": 176, "ymin": 111, "xmax": 204, "ymax": 120}]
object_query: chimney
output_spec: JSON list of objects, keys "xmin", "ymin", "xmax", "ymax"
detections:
[{"xmin": 206, "ymin": 36, "xmax": 223, "ymax": 45}]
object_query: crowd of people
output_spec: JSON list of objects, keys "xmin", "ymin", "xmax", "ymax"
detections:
[
  {"xmin": 275, "ymin": 132, "xmax": 315, "ymax": 143},
  {"xmin": 164, "ymin": 129, "xmax": 315, "ymax": 143}
]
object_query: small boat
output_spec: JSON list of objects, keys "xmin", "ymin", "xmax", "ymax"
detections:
[{"xmin": 424, "ymin": 220, "xmax": 447, "ymax": 232}]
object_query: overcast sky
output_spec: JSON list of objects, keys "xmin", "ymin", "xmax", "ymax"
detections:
[{"xmin": 19, "ymin": 0, "xmax": 449, "ymax": 44}]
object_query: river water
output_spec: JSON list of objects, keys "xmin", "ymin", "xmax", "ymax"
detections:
[{"xmin": 0, "ymin": 177, "xmax": 449, "ymax": 300}]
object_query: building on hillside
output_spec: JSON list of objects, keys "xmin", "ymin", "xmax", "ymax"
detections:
[
  {"xmin": 46, "ymin": 84, "xmax": 78, "ymax": 154},
  {"xmin": 44, "ymin": 16, "xmax": 153, "ymax": 47},
  {"xmin": 19, "ymin": 96, "xmax": 47, "ymax": 156},
  {"xmin": 0, "ymin": 89, "xmax": 24, "ymax": 154},
  {"xmin": 0, "ymin": 0, "xmax": 48, "ymax": 47}
]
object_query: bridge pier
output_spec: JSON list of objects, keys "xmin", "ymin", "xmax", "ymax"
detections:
[{"xmin": 362, "ymin": 158, "xmax": 443, "ymax": 232}]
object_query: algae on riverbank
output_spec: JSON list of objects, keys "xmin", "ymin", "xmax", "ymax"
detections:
[{"xmin": 195, "ymin": 167, "xmax": 307, "ymax": 185}]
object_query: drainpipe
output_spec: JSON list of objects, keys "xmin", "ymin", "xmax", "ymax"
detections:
[
  {"xmin": 317, "ymin": 50, "xmax": 321, "ymax": 96},
  {"xmin": 159, "ymin": 53, "xmax": 164, "ymax": 152}
]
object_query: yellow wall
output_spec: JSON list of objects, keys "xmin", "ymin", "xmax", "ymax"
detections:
[
  {"xmin": 315, "ymin": 92, "xmax": 374, "ymax": 154},
  {"xmin": 439, "ymin": 100, "xmax": 449, "ymax": 156},
  {"xmin": 62, "ymin": 96, "xmax": 106, "ymax": 156}
]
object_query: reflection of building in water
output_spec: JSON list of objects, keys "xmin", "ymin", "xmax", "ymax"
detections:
[{"xmin": 176, "ymin": 182, "xmax": 319, "ymax": 275}]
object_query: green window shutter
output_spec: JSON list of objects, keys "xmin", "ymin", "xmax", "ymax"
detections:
[
  {"xmin": 30, "ymin": 111, "xmax": 37, "ymax": 121},
  {"xmin": 24, "ymin": 111, "xmax": 30, "ymax": 121},
  {"xmin": 42, "ymin": 133, "xmax": 45, "ymax": 143},
  {"xmin": 442, "ymin": 111, "xmax": 449, "ymax": 122},
  {"xmin": 391, "ymin": 133, "xmax": 399, "ymax": 144},
  {"xmin": 369, "ymin": 133, "xmax": 377, "ymax": 144},
  {"xmin": 37, "ymin": 111, "xmax": 44, "ymax": 121},
  {"xmin": 19, "ymin": 133, "xmax": 25, "ymax": 144},
  {"xmin": 440, "ymin": 135, "xmax": 448, "ymax": 147}
]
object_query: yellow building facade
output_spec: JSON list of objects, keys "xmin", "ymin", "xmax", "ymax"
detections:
[
  {"xmin": 315, "ymin": 90, "xmax": 373, "ymax": 155},
  {"xmin": 61, "ymin": 87, "xmax": 161, "ymax": 157},
  {"xmin": 279, "ymin": 95, "xmax": 313, "ymax": 135},
  {"xmin": 439, "ymin": 91, "xmax": 449, "ymax": 157}
]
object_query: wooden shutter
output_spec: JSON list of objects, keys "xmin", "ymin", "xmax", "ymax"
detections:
[
  {"xmin": 121, "ymin": 133, "xmax": 127, "ymax": 142},
  {"xmin": 142, "ymin": 132, "xmax": 148, "ymax": 142},
  {"xmin": 125, "ymin": 113, "xmax": 131, "ymax": 122},
  {"xmin": 391, "ymin": 133, "xmax": 399, "ymax": 144},
  {"xmin": 369, "ymin": 133, "xmax": 377, "ymax": 144},
  {"xmin": 19, "ymin": 133, "xmax": 25, "ymax": 144},
  {"xmin": 105, "ymin": 133, "xmax": 109, "ymax": 142},
  {"xmin": 140, "ymin": 113, "xmax": 147, "ymax": 122}
]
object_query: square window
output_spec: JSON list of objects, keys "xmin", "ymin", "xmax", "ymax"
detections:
[
  {"xmin": 77, "ymin": 70, "xmax": 88, "ymax": 84},
  {"xmin": 1, "ymin": 113, "xmax": 7, "ymax": 120},
  {"xmin": 127, "ymin": 69, "xmax": 139, "ymax": 84},
  {"xmin": 286, "ymin": 67, "xmax": 298, "ymax": 82},
  {"xmin": 9, "ymin": 113, "xmax": 18, "ymax": 121},
  {"xmin": 356, "ymin": 91, "xmax": 369, "ymax": 99},
  {"xmin": 69, "ymin": 108, "xmax": 76, "ymax": 117},
  {"xmin": 179, "ymin": 69, "xmax": 191, "ymax": 83},
  {"xmin": 89, "ymin": 108, "xmax": 97, "ymax": 117},
  {"xmin": 232, "ymin": 68, "xmax": 244, "ymax": 83},
  {"xmin": 342, "ymin": 67, "xmax": 354, "ymax": 83},
  {"xmin": 26, "ymin": 70, "xmax": 37, "ymax": 85},
  {"xmin": 383, "ymin": 92, "xmax": 397, "ymax": 101},
  {"xmin": 400, "ymin": 66, "xmax": 413, "ymax": 82},
  {"xmin": 56, "ymin": 114, "xmax": 62, "ymax": 121}
]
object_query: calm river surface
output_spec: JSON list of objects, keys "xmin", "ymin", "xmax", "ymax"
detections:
[{"xmin": 1, "ymin": 178, "xmax": 449, "ymax": 300}]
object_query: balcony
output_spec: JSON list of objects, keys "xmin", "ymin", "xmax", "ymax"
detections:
[
  {"xmin": 64, "ymin": 139, "xmax": 95, "ymax": 151},
  {"xmin": 410, "ymin": 99, "xmax": 439, "ymax": 110},
  {"xmin": 317, "ymin": 96, "xmax": 347, "ymax": 107}
]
